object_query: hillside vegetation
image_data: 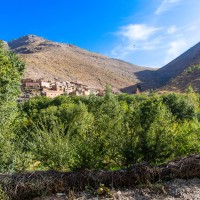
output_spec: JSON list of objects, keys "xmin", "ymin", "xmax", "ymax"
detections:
[
  {"xmin": 162, "ymin": 64, "xmax": 200, "ymax": 93},
  {"xmin": 13, "ymin": 90, "xmax": 199, "ymax": 172}
]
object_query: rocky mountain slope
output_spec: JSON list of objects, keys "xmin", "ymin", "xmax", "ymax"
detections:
[
  {"xmin": 156, "ymin": 42, "xmax": 200, "ymax": 85},
  {"xmin": 162, "ymin": 65, "xmax": 200, "ymax": 92},
  {"xmin": 7, "ymin": 35, "xmax": 157, "ymax": 93},
  {"xmin": 5, "ymin": 35, "xmax": 200, "ymax": 93}
]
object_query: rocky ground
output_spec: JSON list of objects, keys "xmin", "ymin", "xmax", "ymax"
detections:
[{"xmin": 35, "ymin": 178, "xmax": 200, "ymax": 200}]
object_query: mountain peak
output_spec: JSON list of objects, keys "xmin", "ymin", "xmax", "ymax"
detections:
[
  {"xmin": 7, "ymin": 35, "xmax": 154, "ymax": 92},
  {"xmin": 20, "ymin": 34, "xmax": 44, "ymax": 41},
  {"xmin": 11, "ymin": 34, "xmax": 44, "ymax": 40},
  {"xmin": 7, "ymin": 34, "xmax": 63, "ymax": 54},
  {"xmin": 8, "ymin": 34, "xmax": 46, "ymax": 50}
]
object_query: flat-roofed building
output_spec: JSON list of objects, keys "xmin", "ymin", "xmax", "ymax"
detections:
[{"xmin": 43, "ymin": 90, "xmax": 64, "ymax": 98}]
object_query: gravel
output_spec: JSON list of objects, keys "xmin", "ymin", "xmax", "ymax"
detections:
[{"xmin": 34, "ymin": 178, "xmax": 200, "ymax": 200}]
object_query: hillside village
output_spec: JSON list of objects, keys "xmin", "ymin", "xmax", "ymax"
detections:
[
  {"xmin": 8, "ymin": 35, "xmax": 200, "ymax": 94},
  {"xmin": 18, "ymin": 78, "xmax": 104, "ymax": 102}
]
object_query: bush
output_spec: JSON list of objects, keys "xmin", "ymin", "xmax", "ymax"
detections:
[
  {"xmin": 162, "ymin": 93, "xmax": 196, "ymax": 120},
  {"xmin": 29, "ymin": 119, "xmax": 75, "ymax": 171}
]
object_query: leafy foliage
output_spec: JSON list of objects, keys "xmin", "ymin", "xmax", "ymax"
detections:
[
  {"xmin": 162, "ymin": 93, "xmax": 196, "ymax": 120},
  {"xmin": 1, "ymin": 41, "xmax": 200, "ymax": 172},
  {"xmin": 16, "ymin": 91, "xmax": 200, "ymax": 171},
  {"xmin": 0, "ymin": 41, "xmax": 25, "ymax": 172}
]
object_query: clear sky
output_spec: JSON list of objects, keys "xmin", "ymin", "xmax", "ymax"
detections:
[{"xmin": 1, "ymin": 0, "xmax": 200, "ymax": 68}]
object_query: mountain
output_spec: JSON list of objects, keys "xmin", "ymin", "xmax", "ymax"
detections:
[
  {"xmin": 6, "ymin": 35, "xmax": 200, "ymax": 93},
  {"xmin": 156, "ymin": 42, "xmax": 200, "ymax": 85},
  {"xmin": 155, "ymin": 42, "xmax": 200, "ymax": 92},
  {"xmin": 7, "ymin": 35, "xmax": 157, "ymax": 93}
]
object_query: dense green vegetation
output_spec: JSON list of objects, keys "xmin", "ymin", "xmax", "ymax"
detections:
[
  {"xmin": 0, "ymin": 41, "xmax": 25, "ymax": 172},
  {"xmin": 0, "ymin": 42, "xmax": 200, "ymax": 173},
  {"xmin": 13, "ymin": 90, "xmax": 200, "ymax": 172}
]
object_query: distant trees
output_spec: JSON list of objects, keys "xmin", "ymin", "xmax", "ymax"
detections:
[{"xmin": 185, "ymin": 64, "xmax": 200, "ymax": 73}]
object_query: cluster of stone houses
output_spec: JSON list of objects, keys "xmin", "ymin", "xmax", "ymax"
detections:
[
  {"xmin": 18, "ymin": 78, "xmax": 142, "ymax": 102},
  {"xmin": 19, "ymin": 78, "xmax": 100, "ymax": 101}
]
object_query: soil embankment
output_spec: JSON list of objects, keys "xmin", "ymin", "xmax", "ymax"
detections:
[{"xmin": 0, "ymin": 155, "xmax": 199, "ymax": 200}]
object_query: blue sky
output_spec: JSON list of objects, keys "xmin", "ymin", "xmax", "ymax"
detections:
[{"xmin": 1, "ymin": 0, "xmax": 200, "ymax": 68}]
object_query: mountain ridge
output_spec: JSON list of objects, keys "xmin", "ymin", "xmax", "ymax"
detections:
[
  {"xmin": 4, "ymin": 34, "xmax": 200, "ymax": 93},
  {"xmin": 156, "ymin": 41, "xmax": 200, "ymax": 84},
  {"xmin": 7, "ymin": 34, "xmax": 157, "ymax": 93}
]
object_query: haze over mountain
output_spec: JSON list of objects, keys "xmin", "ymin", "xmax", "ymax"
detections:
[{"xmin": 7, "ymin": 35, "xmax": 158, "ymax": 93}]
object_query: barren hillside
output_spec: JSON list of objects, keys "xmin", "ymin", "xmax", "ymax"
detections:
[
  {"xmin": 8, "ymin": 35, "xmax": 157, "ymax": 93},
  {"xmin": 7, "ymin": 35, "xmax": 200, "ymax": 93}
]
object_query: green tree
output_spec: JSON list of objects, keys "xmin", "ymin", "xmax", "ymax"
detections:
[
  {"xmin": 173, "ymin": 119, "xmax": 200, "ymax": 156},
  {"xmin": 185, "ymin": 84, "xmax": 195, "ymax": 94},
  {"xmin": 29, "ymin": 119, "xmax": 75, "ymax": 171},
  {"xmin": 0, "ymin": 42, "xmax": 24, "ymax": 133},
  {"xmin": 144, "ymin": 104, "xmax": 176, "ymax": 163},
  {"xmin": 0, "ymin": 41, "xmax": 25, "ymax": 172},
  {"xmin": 162, "ymin": 93, "xmax": 196, "ymax": 120}
]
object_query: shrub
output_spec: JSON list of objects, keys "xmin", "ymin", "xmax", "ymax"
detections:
[{"xmin": 29, "ymin": 119, "xmax": 75, "ymax": 171}]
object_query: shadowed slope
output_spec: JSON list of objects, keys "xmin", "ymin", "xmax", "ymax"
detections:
[{"xmin": 162, "ymin": 66, "xmax": 200, "ymax": 92}]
